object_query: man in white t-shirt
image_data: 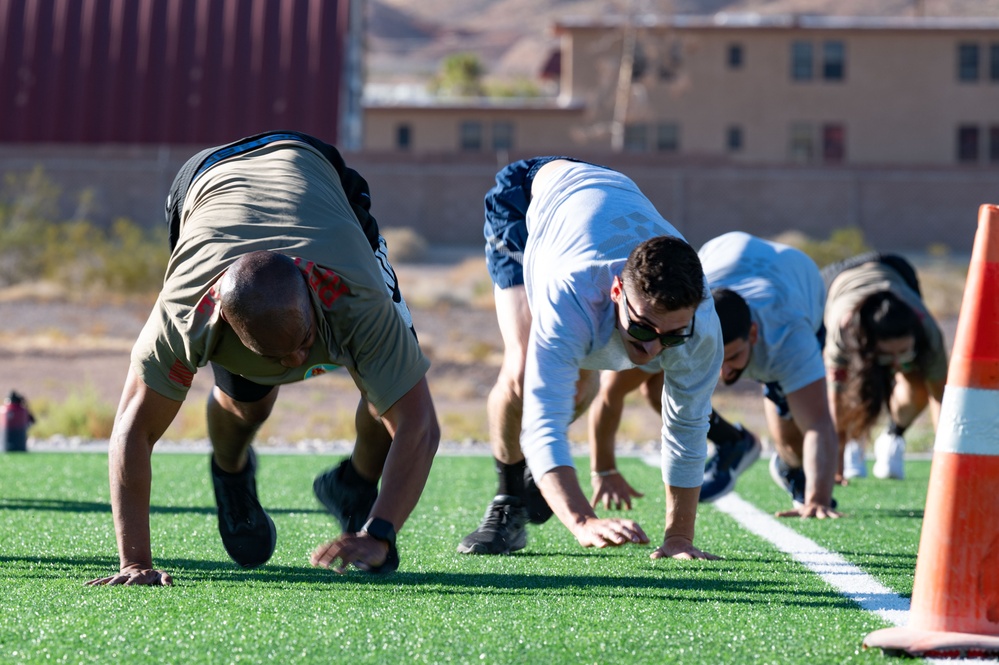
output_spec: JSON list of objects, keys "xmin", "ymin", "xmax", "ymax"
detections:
[
  {"xmin": 589, "ymin": 232, "xmax": 841, "ymax": 518},
  {"xmin": 458, "ymin": 157, "xmax": 724, "ymax": 559}
]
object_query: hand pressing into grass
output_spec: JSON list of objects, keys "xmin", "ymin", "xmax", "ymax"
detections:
[
  {"xmin": 86, "ymin": 564, "xmax": 173, "ymax": 587},
  {"xmin": 571, "ymin": 516, "xmax": 650, "ymax": 548},
  {"xmin": 311, "ymin": 532, "xmax": 395, "ymax": 574},
  {"xmin": 650, "ymin": 535, "xmax": 720, "ymax": 561}
]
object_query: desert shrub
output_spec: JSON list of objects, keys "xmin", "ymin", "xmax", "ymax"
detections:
[
  {"xmin": 29, "ymin": 387, "xmax": 116, "ymax": 439},
  {"xmin": 0, "ymin": 168, "xmax": 167, "ymax": 295},
  {"xmin": 773, "ymin": 227, "xmax": 871, "ymax": 268},
  {"xmin": 382, "ymin": 226, "xmax": 429, "ymax": 262}
]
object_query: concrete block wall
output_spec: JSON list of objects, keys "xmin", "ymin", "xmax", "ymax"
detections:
[{"xmin": 1, "ymin": 145, "xmax": 993, "ymax": 255}]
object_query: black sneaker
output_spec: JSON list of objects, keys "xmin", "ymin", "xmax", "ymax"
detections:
[
  {"xmin": 768, "ymin": 454, "xmax": 837, "ymax": 510},
  {"xmin": 313, "ymin": 458, "xmax": 378, "ymax": 533},
  {"xmin": 700, "ymin": 426, "xmax": 762, "ymax": 503},
  {"xmin": 210, "ymin": 447, "xmax": 276, "ymax": 569},
  {"xmin": 456, "ymin": 495, "xmax": 528, "ymax": 555},
  {"xmin": 523, "ymin": 467, "xmax": 553, "ymax": 524}
]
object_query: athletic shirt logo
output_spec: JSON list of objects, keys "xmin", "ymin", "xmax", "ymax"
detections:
[{"xmin": 304, "ymin": 364, "xmax": 340, "ymax": 379}]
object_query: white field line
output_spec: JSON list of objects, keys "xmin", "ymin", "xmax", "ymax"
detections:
[
  {"xmin": 709, "ymin": 489, "xmax": 993, "ymax": 664},
  {"xmin": 641, "ymin": 454, "xmax": 992, "ymax": 663},
  {"xmin": 712, "ymin": 492, "xmax": 910, "ymax": 625}
]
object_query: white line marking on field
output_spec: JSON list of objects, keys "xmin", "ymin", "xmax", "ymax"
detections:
[
  {"xmin": 709, "ymin": 491, "xmax": 993, "ymax": 664},
  {"xmin": 712, "ymin": 492, "xmax": 910, "ymax": 624}
]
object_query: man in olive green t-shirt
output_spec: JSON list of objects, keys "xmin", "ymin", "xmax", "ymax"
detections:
[{"xmin": 87, "ymin": 132, "xmax": 440, "ymax": 586}]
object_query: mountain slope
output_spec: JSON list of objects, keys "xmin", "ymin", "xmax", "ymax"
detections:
[{"xmin": 366, "ymin": 0, "xmax": 999, "ymax": 82}]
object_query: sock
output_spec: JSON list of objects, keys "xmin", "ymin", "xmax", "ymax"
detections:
[
  {"xmin": 708, "ymin": 409, "xmax": 744, "ymax": 446},
  {"xmin": 887, "ymin": 420, "xmax": 907, "ymax": 437},
  {"xmin": 496, "ymin": 458, "xmax": 527, "ymax": 498}
]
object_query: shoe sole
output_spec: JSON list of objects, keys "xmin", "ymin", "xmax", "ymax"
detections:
[{"xmin": 456, "ymin": 540, "xmax": 526, "ymax": 555}]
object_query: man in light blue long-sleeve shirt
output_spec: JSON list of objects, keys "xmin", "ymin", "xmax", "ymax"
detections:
[{"xmin": 457, "ymin": 157, "xmax": 723, "ymax": 559}]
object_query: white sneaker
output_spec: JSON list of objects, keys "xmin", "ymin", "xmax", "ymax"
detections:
[
  {"xmin": 872, "ymin": 431, "xmax": 905, "ymax": 480},
  {"xmin": 842, "ymin": 440, "xmax": 867, "ymax": 479}
]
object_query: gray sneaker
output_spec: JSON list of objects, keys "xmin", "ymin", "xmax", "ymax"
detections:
[{"xmin": 457, "ymin": 495, "xmax": 528, "ymax": 555}]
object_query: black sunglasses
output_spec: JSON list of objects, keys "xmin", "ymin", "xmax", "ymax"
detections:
[{"xmin": 620, "ymin": 289, "xmax": 696, "ymax": 348}]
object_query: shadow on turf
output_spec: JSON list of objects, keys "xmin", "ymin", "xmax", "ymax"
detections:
[
  {"xmin": 0, "ymin": 497, "xmax": 325, "ymax": 515},
  {"xmin": 3, "ymin": 554, "xmax": 873, "ymax": 610}
]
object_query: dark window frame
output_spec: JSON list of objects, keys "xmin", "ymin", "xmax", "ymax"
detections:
[
  {"xmin": 459, "ymin": 120, "xmax": 483, "ymax": 151},
  {"xmin": 957, "ymin": 124, "xmax": 980, "ymax": 163},
  {"xmin": 822, "ymin": 41, "xmax": 846, "ymax": 81},
  {"xmin": 727, "ymin": 43, "xmax": 743, "ymax": 69},
  {"xmin": 791, "ymin": 41, "xmax": 814, "ymax": 81},
  {"xmin": 958, "ymin": 43, "xmax": 980, "ymax": 82}
]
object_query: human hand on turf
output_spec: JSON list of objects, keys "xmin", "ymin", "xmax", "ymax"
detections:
[
  {"xmin": 310, "ymin": 533, "xmax": 389, "ymax": 574},
  {"xmin": 85, "ymin": 564, "xmax": 173, "ymax": 587},
  {"xmin": 590, "ymin": 472, "xmax": 644, "ymax": 511},
  {"xmin": 573, "ymin": 517, "xmax": 649, "ymax": 548},
  {"xmin": 776, "ymin": 503, "xmax": 843, "ymax": 519},
  {"xmin": 650, "ymin": 535, "xmax": 720, "ymax": 561}
]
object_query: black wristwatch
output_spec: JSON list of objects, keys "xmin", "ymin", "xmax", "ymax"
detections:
[{"xmin": 359, "ymin": 517, "xmax": 399, "ymax": 574}]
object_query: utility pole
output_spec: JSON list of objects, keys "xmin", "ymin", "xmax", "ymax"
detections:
[{"xmin": 610, "ymin": 5, "xmax": 637, "ymax": 152}]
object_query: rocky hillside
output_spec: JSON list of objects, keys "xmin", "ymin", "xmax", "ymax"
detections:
[{"xmin": 366, "ymin": 0, "xmax": 999, "ymax": 83}]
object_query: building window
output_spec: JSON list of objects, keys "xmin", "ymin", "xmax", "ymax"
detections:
[
  {"xmin": 395, "ymin": 124, "xmax": 411, "ymax": 150},
  {"xmin": 492, "ymin": 121, "xmax": 514, "ymax": 151},
  {"xmin": 789, "ymin": 123, "xmax": 814, "ymax": 162},
  {"xmin": 823, "ymin": 41, "xmax": 845, "ymax": 81},
  {"xmin": 624, "ymin": 124, "xmax": 648, "ymax": 152},
  {"xmin": 791, "ymin": 41, "xmax": 813, "ymax": 81},
  {"xmin": 958, "ymin": 43, "xmax": 980, "ymax": 82},
  {"xmin": 656, "ymin": 123, "xmax": 679, "ymax": 152},
  {"xmin": 459, "ymin": 121, "xmax": 482, "ymax": 151},
  {"xmin": 991, "ymin": 126, "xmax": 999, "ymax": 163},
  {"xmin": 727, "ymin": 44, "xmax": 743, "ymax": 69},
  {"xmin": 957, "ymin": 125, "xmax": 979, "ymax": 162},
  {"xmin": 726, "ymin": 125, "xmax": 743, "ymax": 152},
  {"xmin": 822, "ymin": 124, "xmax": 845, "ymax": 163},
  {"xmin": 990, "ymin": 44, "xmax": 999, "ymax": 81}
]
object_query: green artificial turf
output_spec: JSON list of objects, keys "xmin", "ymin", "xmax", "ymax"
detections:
[{"xmin": 0, "ymin": 452, "xmax": 933, "ymax": 664}]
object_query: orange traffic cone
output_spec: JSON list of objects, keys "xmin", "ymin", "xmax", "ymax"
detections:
[{"xmin": 864, "ymin": 204, "xmax": 999, "ymax": 658}]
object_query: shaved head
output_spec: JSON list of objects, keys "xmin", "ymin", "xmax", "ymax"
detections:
[{"xmin": 220, "ymin": 251, "xmax": 313, "ymax": 357}]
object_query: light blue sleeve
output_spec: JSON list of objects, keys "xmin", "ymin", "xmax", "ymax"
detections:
[
  {"xmin": 658, "ymin": 298, "xmax": 724, "ymax": 488},
  {"xmin": 520, "ymin": 285, "xmax": 595, "ymax": 481}
]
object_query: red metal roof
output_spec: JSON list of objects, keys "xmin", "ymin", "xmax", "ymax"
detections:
[{"xmin": 0, "ymin": 0, "xmax": 347, "ymax": 144}]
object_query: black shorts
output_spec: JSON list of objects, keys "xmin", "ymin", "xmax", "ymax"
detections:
[{"xmin": 212, "ymin": 364, "xmax": 276, "ymax": 403}]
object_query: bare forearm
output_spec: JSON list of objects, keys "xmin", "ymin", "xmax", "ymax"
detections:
[
  {"xmin": 539, "ymin": 466, "xmax": 599, "ymax": 533},
  {"xmin": 664, "ymin": 485, "xmax": 700, "ymax": 542},
  {"xmin": 802, "ymin": 428, "xmax": 836, "ymax": 506},
  {"xmin": 109, "ymin": 434, "xmax": 154, "ymax": 569},
  {"xmin": 369, "ymin": 426, "xmax": 437, "ymax": 531},
  {"xmin": 588, "ymin": 397, "xmax": 623, "ymax": 472}
]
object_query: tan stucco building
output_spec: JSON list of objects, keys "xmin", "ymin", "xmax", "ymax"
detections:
[{"xmin": 365, "ymin": 14, "xmax": 999, "ymax": 166}]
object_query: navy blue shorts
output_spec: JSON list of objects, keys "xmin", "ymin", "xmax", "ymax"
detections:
[
  {"xmin": 483, "ymin": 156, "xmax": 581, "ymax": 289},
  {"xmin": 762, "ymin": 325, "xmax": 827, "ymax": 418}
]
